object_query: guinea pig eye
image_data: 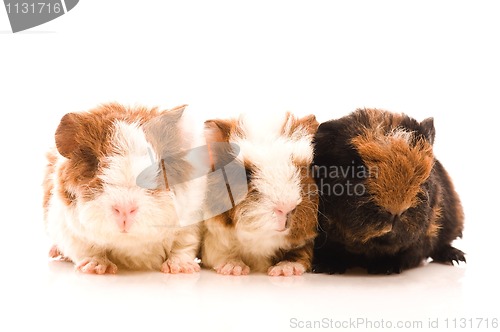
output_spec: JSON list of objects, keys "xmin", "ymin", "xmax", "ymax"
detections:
[
  {"xmin": 358, "ymin": 165, "xmax": 370, "ymax": 178},
  {"xmin": 245, "ymin": 168, "xmax": 252, "ymax": 180},
  {"xmin": 74, "ymin": 148, "xmax": 99, "ymax": 179},
  {"xmin": 416, "ymin": 189, "xmax": 430, "ymax": 204},
  {"xmin": 145, "ymin": 188, "xmax": 163, "ymax": 196}
]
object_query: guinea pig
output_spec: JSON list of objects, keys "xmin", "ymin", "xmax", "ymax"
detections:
[
  {"xmin": 312, "ymin": 108, "xmax": 465, "ymax": 274},
  {"xmin": 43, "ymin": 103, "xmax": 206, "ymax": 274},
  {"xmin": 201, "ymin": 112, "xmax": 319, "ymax": 276}
]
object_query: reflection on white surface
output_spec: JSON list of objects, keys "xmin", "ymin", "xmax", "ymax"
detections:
[{"xmin": 2, "ymin": 235, "xmax": 490, "ymax": 332}]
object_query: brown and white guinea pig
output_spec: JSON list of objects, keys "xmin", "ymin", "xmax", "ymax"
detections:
[
  {"xmin": 201, "ymin": 112, "xmax": 319, "ymax": 276},
  {"xmin": 312, "ymin": 108, "xmax": 466, "ymax": 274},
  {"xmin": 43, "ymin": 103, "xmax": 206, "ymax": 274}
]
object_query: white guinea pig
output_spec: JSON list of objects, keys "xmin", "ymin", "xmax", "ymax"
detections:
[
  {"xmin": 43, "ymin": 103, "xmax": 206, "ymax": 274},
  {"xmin": 201, "ymin": 112, "xmax": 319, "ymax": 276}
]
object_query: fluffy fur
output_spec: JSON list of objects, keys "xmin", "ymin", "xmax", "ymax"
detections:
[
  {"xmin": 43, "ymin": 103, "xmax": 205, "ymax": 274},
  {"xmin": 313, "ymin": 108, "xmax": 465, "ymax": 274},
  {"xmin": 201, "ymin": 112, "xmax": 319, "ymax": 276}
]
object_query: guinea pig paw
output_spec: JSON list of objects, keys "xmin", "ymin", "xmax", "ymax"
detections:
[
  {"xmin": 214, "ymin": 261, "xmax": 250, "ymax": 276},
  {"xmin": 268, "ymin": 261, "xmax": 306, "ymax": 277},
  {"xmin": 431, "ymin": 245, "xmax": 466, "ymax": 265},
  {"xmin": 48, "ymin": 245, "xmax": 72, "ymax": 262},
  {"xmin": 48, "ymin": 245, "xmax": 62, "ymax": 258},
  {"xmin": 161, "ymin": 257, "xmax": 201, "ymax": 274},
  {"xmin": 75, "ymin": 257, "xmax": 118, "ymax": 275}
]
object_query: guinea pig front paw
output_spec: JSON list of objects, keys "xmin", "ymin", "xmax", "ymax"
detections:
[
  {"xmin": 431, "ymin": 245, "xmax": 466, "ymax": 265},
  {"xmin": 48, "ymin": 245, "xmax": 72, "ymax": 262},
  {"xmin": 214, "ymin": 260, "xmax": 250, "ymax": 276},
  {"xmin": 75, "ymin": 257, "xmax": 118, "ymax": 275},
  {"xmin": 161, "ymin": 257, "xmax": 201, "ymax": 274},
  {"xmin": 268, "ymin": 261, "xmax": 306, "ymax": 277}
]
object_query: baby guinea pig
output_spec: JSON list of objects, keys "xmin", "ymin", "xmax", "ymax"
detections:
[
  {"xmin": 201, "ymin": 112, "xmax": 319, "ymax": 276},
  {"xmin": 43, "ymin": 103, "xmax": 205, "ymax": 274},
  {"xmin": 312, "ymin": 108, "xmax": 465, "ymax": 274}
]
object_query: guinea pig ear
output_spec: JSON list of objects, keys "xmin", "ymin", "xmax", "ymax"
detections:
[
  {"xmin": 297, "ymin": 114, "xmax": 320, "ymax": 135},
  {"xmin": 283, "ymin": 113, "xmax": 320, "ymax": 137},
  {"xmin": 316, "ymin": 119, "xmax": 341, "ymax": 136},
  {"xmin": 204, "ymin": 119, "xmax": 237, "ymax": 143},
  {"xmin": 55, "ymin": 112, "xmax": 83, "ymax": 158},
  {"xmin": 312, "ymin": 119, "xmax": 343, "ymax": 159},
  {"xmin": 162, "ymin": 104, "xmax": 187, "ymax": 120},
  {"xmin": 420, "ymin": 117, "xmax": 436, "ymax": 145},
  {"xmin": 143, "ymin": 105, "xmax": 187, "ymax": 153}
]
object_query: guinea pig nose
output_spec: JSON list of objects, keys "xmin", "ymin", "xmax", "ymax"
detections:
[
  {"xmin": 389, "ymin": 213, "xmax": 401, "ymax": 226},
  {"xmin": 112, "ymin": 204, "xmax": 138, "ymax": 233},
  {"xmin": 274, "ymin": 203, "xmax": 297, "ymax": 232},
  {"xmin": 112, "ymin": 204, "xmax": 138, "ymax": 216},
  {"xmin": 274, "ymin": 203, "xmax": 297, "ymax": 216}
]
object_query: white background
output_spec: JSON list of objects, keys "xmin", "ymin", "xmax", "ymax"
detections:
[{"xmin": 1, "ymin": 1, "xmax": 498, "ymax": 331}]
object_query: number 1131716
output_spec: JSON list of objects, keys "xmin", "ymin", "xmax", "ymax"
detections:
[
  {"xmin": 444, "ymin": 318, "xmax": 498, "ymax": 329},
  {"xmin": 5, "ymin": 2, "xmax": 62, "ymax": 14}
]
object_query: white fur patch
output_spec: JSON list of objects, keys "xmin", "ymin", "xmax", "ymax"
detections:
[
  {"xmin": 101, "ymin": 121, "xmax": 157, "ymax": 188},
  {"xmin": 231, "ymin": 113, "xmax": 311, "ymax": 209},
  {"xmin": 390, "ymin": 127, "xmax": 414, "ymax": 143},
  {"xmin": 229, "ymin": 113, "xmax": 313, "ymax": 259}
]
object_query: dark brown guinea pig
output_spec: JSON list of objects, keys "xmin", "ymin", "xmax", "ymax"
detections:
[{"xmin": 312, "ymin": 108, "xmax": 465, "ymax": 274}]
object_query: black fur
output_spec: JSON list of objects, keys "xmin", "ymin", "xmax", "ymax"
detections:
[{"xmin": 312, "ymin": 109, "xmax": 465, "ymax": 274}]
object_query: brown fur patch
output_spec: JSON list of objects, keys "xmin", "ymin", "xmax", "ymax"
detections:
[
  {"xmin": 204, "ymin": 118, "xmax": 241, "ymax": 143},
  {"xmin": 352, "ymin": 126, "xmax": 434, "ymax": 216},
  {"xmin": 55, "ymin": 103, "xmax": 167, "ymax": 158},
  {"xmin": 359, "ymin": 224, "xmax": 394, "ymax": 244},
  {"xmin": 204, "ymin": 118, "xmax": 238, "ymax": 171},
  {"xmin": 204, "ymin": 118, "xmax": 244, "ymax": 174},
  {"xmin": 427, "ymin": 204, "xmax": 443, "ymax": 238},
  {"xmin": 287, "ymin": 169, "xmax": 318, "ymax": 245},
  {"xmin": 54, "ymin": 109, "xmax": 113, "ymax": 203},
  {"xmin": 212, "ymin": 210, "xmax": 237, "ymax": 228}
]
